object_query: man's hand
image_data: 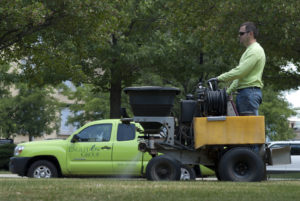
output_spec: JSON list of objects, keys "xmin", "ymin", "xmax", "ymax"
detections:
[{"xmin": 207, "ymin": 77, "xmax": 218, "ymax": 83}]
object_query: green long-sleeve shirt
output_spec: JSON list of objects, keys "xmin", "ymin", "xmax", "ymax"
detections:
[{"xmin": 217, "ymin": 42, "xmax": 266, "ymax": 94}]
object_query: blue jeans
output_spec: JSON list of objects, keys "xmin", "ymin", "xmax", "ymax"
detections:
[{"xmin": 236, "ymin": 87, "xmax": 262, "ymax": 116}]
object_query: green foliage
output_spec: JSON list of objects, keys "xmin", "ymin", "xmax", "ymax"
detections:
[
  {"xmin": 59, "ymin": 83, "xmax": 110, "ymax": 127},
  {"xmin": 13, "ymin": 84, "xmax": 60, "ymax": 140},
  {"xmin": 0, "ymin": 97, "xmax": 17, "ymax": 138},
  {"xmin": 0, "ymin": 63, "xmax": 60, "ymax": 140},
  {"xmin": 259, "ymin": 87, "xmax": 296, "ymax": 140},
  {"xmin": 0, "ymin": 63, "xmax": 17, "ymax": 138},
  {"xmin": 0, "ymin": 144, "xmax": 16, "ymax": 170},
  {"xmin": 1, "ymin": 0, "xmax": 300, "ymax": 134},
  {"xmin": 166, "ymin": 0, "xmax": 300, "ymax": 90}
]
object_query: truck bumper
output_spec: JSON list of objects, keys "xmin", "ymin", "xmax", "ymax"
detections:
[{"xmin": 9, "ymin": 157, "xmax": 31, "ymax": 176}]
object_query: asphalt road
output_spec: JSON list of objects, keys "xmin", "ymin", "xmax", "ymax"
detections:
[
  {"xmin": 0, "ymin": 174, "xmax": 21, "ymax": 178},
  {"xmin": 0, "ymin": 174, "xmax": 219, "ymax": 180},
  {"xmin": 1, "ymin": 174, "xmax": 300, "ymax": 181}
]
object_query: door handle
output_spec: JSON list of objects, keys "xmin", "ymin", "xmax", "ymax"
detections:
[{"xmin": 101, "ymin": 146, "xmax": 111, "ymax": 150}]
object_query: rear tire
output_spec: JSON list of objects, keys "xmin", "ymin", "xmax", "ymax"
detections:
[
  {"xmin": 27, "ymin": 160, "xmax": 58, "ymax": 178},
  {"xmin": 218, "ymin": 147, "xmax": 264, "ymax": 182},
  {"xmin": 146, "ymin": 156, "xmax": 181, "ymax": 181}
]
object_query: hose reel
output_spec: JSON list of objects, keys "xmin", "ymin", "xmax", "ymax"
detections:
[{"xmin": 197, "ymin": 80, "xmax": 227, "ymax": 117}]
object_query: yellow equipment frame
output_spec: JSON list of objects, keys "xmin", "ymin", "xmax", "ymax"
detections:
[{"xmin": 194, "ymin": 116, "xmax": 265, "ymax": 149}]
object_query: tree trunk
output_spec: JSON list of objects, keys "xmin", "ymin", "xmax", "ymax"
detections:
[{"xmin": 109, "ymin": 68, "xmax": 122, "ymax": 119}]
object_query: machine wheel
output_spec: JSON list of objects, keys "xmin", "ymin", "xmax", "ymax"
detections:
[
  {"xmin": 218, "ymin": 147, "xmax": 264, "ymax": 182},
  {"xmin": 180, "ymin": 165, "xmax": 196, "ymax": 180},
  {"xmin": 146, "ymin": 156, "xmax": 181, "ymax": 181},
  {"xmin": 27, "ymin": 160, "xmax": 58, "ymax": 178}
]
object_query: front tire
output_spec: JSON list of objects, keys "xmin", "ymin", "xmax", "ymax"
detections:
[
  {"xmin": 27, "ymin": 160, "xmax": 58, "ymax": 178},
  {"xmin": 180, "ymin": 165, "xmax": 196, "ymax": 180},
  {"xmin": 146, "ymin": 156, "xmax": 181, "ymax": 181},
  {"xmin": 218, "ymin": 148, "xmax": 264, "ymax": 182}
]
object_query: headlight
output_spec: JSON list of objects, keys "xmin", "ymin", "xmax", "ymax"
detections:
[{"xmin": 14, "ymin": 146, "xmax": 24, "ymax": 156}]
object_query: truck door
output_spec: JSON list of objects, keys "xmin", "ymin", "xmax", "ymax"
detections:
[
  {"xmin": 67, "ymin": 123, "xmax": 113, "ymax": 174},
  {"xmin": 112, "ymin": 123, "xmax": 144, "ymax": 175}
]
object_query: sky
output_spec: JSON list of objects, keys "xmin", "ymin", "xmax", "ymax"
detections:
[
  {"xmin": 285, "ymin": 89, "xmax": 300, "ymax": 108},
  {"xmin": 282, "ymin": 63, "xmax": 300, "ymax": 108}
]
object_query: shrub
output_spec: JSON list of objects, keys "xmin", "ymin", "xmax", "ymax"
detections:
[{"xmin": 0, "ymin": 144, "xmax": 16, "ymax": 170}]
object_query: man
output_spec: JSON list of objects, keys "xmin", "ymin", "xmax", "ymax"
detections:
[{"xmin": 208, "ymin": 22, "xmax": 266, "ymax": 116}]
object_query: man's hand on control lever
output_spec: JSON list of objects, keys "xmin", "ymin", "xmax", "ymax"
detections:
[
  {"xmin": 207, "ymin": 77, "xmax": 218, "ymax": 83},
  {"xmin": 207, "ymin": 77, "xmax": 219, "ymax": 90}
]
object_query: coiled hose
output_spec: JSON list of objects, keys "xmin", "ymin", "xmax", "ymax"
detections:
[{"xmin": 201, "ymin": 88, "xmax": 227, "ymax": 116}]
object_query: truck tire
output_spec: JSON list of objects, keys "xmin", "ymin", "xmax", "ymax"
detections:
[
  {"xmin": 218, "ymin": 147, "xmax": 264, "ymax": 182},
  {"xmin": 214, "ymin": 164, "xmax": 221, "ymax": 181},
  {"xmin": 27, "ymin": 160, "xmax": 58, "ymax": 178},
  {"xmin": 193, "ymin": 165, "xmax": 202, "ymax": 178},
  {"xmin": 180, "ymin": 165, "xmax": 196, "ymax": 180},
  {"xmin": 146, "ymin": 156, "xmax": 181, "ymax": 181}
]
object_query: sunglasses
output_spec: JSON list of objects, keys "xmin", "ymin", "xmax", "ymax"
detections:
[{"xmin": 239, "ymin": 31, "xmax": 249, "ymax": 36}]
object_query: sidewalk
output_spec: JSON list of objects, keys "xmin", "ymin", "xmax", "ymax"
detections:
[{"xmin": 0, "ymin": 174, "xmax": 21, "ymax": 178}]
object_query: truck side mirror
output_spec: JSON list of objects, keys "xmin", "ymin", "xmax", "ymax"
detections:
[{"xmin": 71, "ymin": 135, "xmax": 80, "ymax": 143}]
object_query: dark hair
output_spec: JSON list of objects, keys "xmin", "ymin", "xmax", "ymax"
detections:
[{"xmin": 240, "ymin": 22, "xmax": 258, "ymax": 39}]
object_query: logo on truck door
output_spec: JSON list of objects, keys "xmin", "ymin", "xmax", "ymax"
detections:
[{"xmin": 68, "ymin": 144, "xmax": 102, "ymax": 158}]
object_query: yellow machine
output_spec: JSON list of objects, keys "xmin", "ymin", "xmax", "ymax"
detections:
[
  {"xmin": 124, "ymin": 83, "xmax": 291, "ymax": 182},
  {"xmin": 194, "ymin": 116, "xmax": 265, "ymax": 149}
]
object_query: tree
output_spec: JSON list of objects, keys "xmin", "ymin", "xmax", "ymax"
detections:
[
  {"xmin": 0, "ymin": 63, "xmax": 17, "ymax": 138},
  {"xmin": 164, "ymin": 0, "xmax": 300, "ymax": 90},
  {"xmin": 0, "ymin": 0, "xmax": 112, "ymax": 52},
  {"xmin": 1, "ymin": 0, "xmax": 300, "ymax": 141},
  {"xmin": 13, "ymin": 84, "xmax": 59, "ymax": 141},
  {"xmin": 59, "ymin": 83, "xmax": 110, "ymax": 127},
  {"xmin": 9, "ymin": 0, "xmax": 187, "ymax": 118},
  {"xmin": 259, "ymin": 87, "xmax": 296, "ymax": 140}
]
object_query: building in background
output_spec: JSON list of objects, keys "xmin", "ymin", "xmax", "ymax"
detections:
[{"xmin": 289, "ymin": 108, "xmax": 300, "ymax": 140}]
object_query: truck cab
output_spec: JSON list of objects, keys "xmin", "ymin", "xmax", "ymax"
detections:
[{"xmin": 10, "ymin": 119, "xmax": 151, "ymax": 178}]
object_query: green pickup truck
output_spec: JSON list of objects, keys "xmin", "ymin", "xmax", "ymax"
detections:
[{"xmin": 10, "ymin": 119, "xmax": 214, "ymax": 179}]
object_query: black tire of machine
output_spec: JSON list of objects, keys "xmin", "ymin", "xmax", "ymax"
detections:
[
  {"xmin": 27, "ymin": 160, "xmax": 58, "ymax": 178},
  {"xmin": 180, "ymin": 164, "xmax": 196, "ymax": 180},
  {"xmin": 146, "ymin": 155, "xmax": 181, "ymax": 181},
  {"xmin": 218, "ymin": 147, "xmax": 264, "ymax": 182}
]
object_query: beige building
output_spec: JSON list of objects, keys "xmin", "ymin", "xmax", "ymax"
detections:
[{"xmin": 289, "ymin": 118, "xmax": 300, "ymax": 140}]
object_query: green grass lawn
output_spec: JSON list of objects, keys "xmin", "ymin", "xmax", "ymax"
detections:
[{"xmin": 0, "ymin": 178, "xmax": 300, "ymax": 201}]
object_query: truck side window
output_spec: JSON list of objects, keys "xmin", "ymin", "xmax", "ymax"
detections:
[
  {"xmin": 291, "ymin": 144, "xmax": 300, "ymax": 155},
  {"xmin": 77, "ymin": 124, "xmax": 112, "ymax": 142},
  {"xmin": 117, "ymin": 124, "xmax": 135, "ymax": 141}
]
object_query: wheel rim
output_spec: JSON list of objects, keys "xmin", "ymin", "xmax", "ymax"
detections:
[
  {"xmin": 180, "ymin": 168, "xmax": 191, "ymax": 180},
  {"xmin": 234, "ymin": 161, "xmax": 250, "ymax": 177},
  {"xmin": 155, "ymin": 163, "xmax": 173, "ymax": 180},
  {"xmin": 33, "ymin": 166, "xmax": 52, "ymax": 178}
]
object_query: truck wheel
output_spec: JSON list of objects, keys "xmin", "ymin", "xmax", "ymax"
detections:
[
  {"xmin": 27, "ymin": 160, "xmax": 58, "ymax": 178},
  {"xmin": 218, "ymin": 147, "xmax": 264, "ymax": 182},
  {"xmin": 215, "ymin": 170, "xmax": 221, "ymax": 181},
  {"xmin": 180, "ymin": 165, "xmax": 196, "ymax": 180},
  {"xmin": 193, "ymin": 165, "xmax": 202, "ymax": 178},
  {"xmin": 146, "ymin": 156, "xmax": 181, "ymax": 181}
]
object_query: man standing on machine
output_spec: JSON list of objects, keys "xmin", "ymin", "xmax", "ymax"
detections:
[{"xmin": 208, "ymin": 22, "xmax": 266, "ymax": 116}]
